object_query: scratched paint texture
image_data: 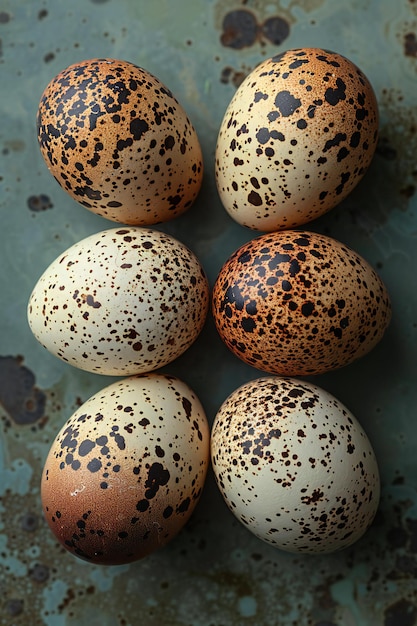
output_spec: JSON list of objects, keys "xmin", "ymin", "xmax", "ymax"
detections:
[{"xmin": 1, "ymin": 0, "xmax": 417, "ymax": 624}]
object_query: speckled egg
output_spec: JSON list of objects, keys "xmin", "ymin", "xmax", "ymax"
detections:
[
  {"xmin": 41, "ymin": 374, "xmax": 210, "ymax": 564},
  {"xmin": 211, "ymin": 376, "xmax": 380, "ymax": 553},
  {"xmin": 27, "ymin": 227, "xmax": 209, "ymax": 375},
  {"xmin": 212, "ymin": 230, "xmax": 391, "ymax": 376},
  {"xmin": 37, "ymin": 58, "xmax": 203, "ymax": 224},
  {"xmin": 215, "ymin": 48, "xmax": 379, "ymax": 231}
]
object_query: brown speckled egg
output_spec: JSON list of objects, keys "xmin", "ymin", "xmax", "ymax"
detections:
[
  {"xmin": 27, "ymin": 227, "xmax": 209, "ymax": 375},
  {"xmin": 212, "ymin": 230, "xmax": 391, "ymax": 376},
  {"xmin": 211, "ymin": 376, "xmax": 380, "ymax": 553},
  {"xmin": 41, "ymin": 373, "xmax": 210, "ymax": 565},
  {"xmin": 37, "ymin": 58, "xmax": 203, "ymax": 225},
  {"xmin": 215, "ymin": 48, "xmax": 379, "ymax": 231}
]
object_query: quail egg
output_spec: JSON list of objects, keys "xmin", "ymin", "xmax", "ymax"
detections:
[
  {"xmin": 37, "ymin": 58, "xmax": 203, "ymax": 224},
  {"xmin": 212, "ymin": 229, "xmax": 391, "ymax": 376},
  {"xmin": 28, "ymin": 227, "xmax": 209, "ymax": 375},
  {"xmin": 41, "ymin": 374, "xmax": 210, "ymax": 564},
  {"xmin": 211, "ymin": 376, "xmax": 380, "ymax": 553},
  {"xmin": 215, "ymin": 48, "xmax": 379, "ymax": 231}
]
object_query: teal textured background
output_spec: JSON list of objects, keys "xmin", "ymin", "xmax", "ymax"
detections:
[{"xmin": 1, "ymin": 0, "xmax": 417, "ymax": 624}]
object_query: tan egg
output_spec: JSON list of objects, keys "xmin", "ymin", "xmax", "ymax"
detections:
[
  {"xmin": 215, "ymin": 48, "xmax": 379, "ymax": 231},
  {"xmin": 41, "ymin": 374, "xmax": 210, "ymax": 565},
  {"xmin": 212, "ymin": 230, "xmax": 391, "ymax": 376},
  {"xmin": 27, "ymin": 227, "xmax": 209, "ymax": 375},
  {"xmin": 211, "ymin": 376, "xmax": 380, "ymax": 553},
  {"xmin": 37, "ymin": 58, "xmax": 203, "ymax": 225}
]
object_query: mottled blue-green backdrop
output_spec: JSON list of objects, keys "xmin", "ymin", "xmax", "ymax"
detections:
[{"xmin": 1, "ymin": 0, "xmax": 417, "ymax": 624}]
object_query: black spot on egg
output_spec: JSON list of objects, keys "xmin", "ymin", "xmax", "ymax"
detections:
[{"xmin": 274, "ymin": 90, "xmax": 301, "ymax": 117}]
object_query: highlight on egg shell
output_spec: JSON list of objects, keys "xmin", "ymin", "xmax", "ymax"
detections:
[
  {"xmin": 37, "ymin": 58, "xmax": 203, "ymax": 225},
  {"xmin": 211, "ymin": 376, "xmax": 380, "ymax": 553},
  {"xmin": 212, "ymin": 229, "xmax": 391, "ymax": 376},
  {"xmin": 27, "ymin": 227, "xmax": 209, "ymax": 375},
  {"xmin": 215, "ymin": 47, "xmax": 379, "ymax": 231},
  {"xmin": 41, "ymin": 373, "xmax": 210, "ymax": 565}
]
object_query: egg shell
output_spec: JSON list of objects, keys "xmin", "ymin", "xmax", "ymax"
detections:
[
  {"xmin": 211, "ymin": 376, "xmax": 380, "ymax": 553},
  {"xmin": 41, "ymin": 373, "xmax": 210, "ymax": 565},
  {"xmin": 27, "ymin": 227, "xmax": 209, "ymax": 375},
  {"xmin": 212, "ymin": 229, "xmax": 391, "ymax": 376},
  {"xmin": 215, "ymin": 48, "xmax": 379, "ymax": 231},
  {"xmin": 37, "ymin": 58, "xmax": 203, "ymax": 225}
]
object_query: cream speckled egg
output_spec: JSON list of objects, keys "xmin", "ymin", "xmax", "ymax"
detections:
[
  {"xmin": 37, "ymin": 58, "xmax": 203, "ymax": 225},
  {"xmin": 212, "ymin": 230, "xmax": 391, "ymax": 376},
  {"xmin": 215, "ymin": 48, "xmax": 378, "ymax": 231},
  {"xmin": 211, "ymin": 376, "xmax": 380, "ymax": 553},
  {"xmin": 28, "ymin": 227, "xmax": 209, "ymax": 375},
  {"xmin": 41, "ymin": 374, "xmax": 210, "ymax": 564}
]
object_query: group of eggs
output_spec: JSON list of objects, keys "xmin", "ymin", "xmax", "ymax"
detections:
[{"xmin": 28, "ymin": 50, "xmax": 391, "ymax": 565}]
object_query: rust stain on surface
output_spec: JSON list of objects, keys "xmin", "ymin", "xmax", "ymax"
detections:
[
  {"xmin": 219, "ymin": 9, "xmax": 290, "ymax": 50},
  {"xmin": 0, "ymin": 355, "xmax": 46, "ymax": 425},
  {"xmin": 404, "ymin": 32, "xmax": 417, "ymax": 56}
]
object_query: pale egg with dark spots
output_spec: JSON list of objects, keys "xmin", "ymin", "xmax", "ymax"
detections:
[
  {"xmin": 41, "ymin": 374, "xmax": 210, "ymax": 565},
  {"xmin": 215, "ymin": 48, "xmax": 379, "ymax": 231},
  {"xmin": 212, "ymin": 230, "xmax": 391, "ymax": 376},
  {"xmin": 37, "ymin": 58, "xmax": 203, "ymax": 225},
  {"xmin": 211, "ymin": 376, "xmax": 380, "ymax": 553},
  {"xmin": 27, "ymin": 227, "xmax": 209, "ymax": 375}
]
